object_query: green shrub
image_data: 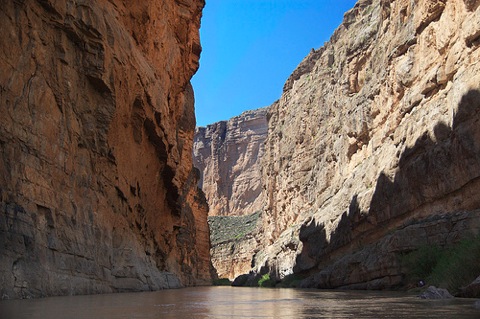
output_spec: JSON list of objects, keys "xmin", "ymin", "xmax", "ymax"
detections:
[
  {"xmin": 402, "ymin": 245, "xmax": 443, "ymax": 280},
  {"xmin": 401, "ymin": 235, "xmax": 480, "ymax": 294},
  {"xmin": 428, "ymin": 236, "xmax": 480, "ymax": 293},
  {"xmin": 208, "ymin": 211, "xmax": 261, "ymax": 245},
  {"xmin": 258, "ymin": 273, "xmax": 275, "ymax": 287}
]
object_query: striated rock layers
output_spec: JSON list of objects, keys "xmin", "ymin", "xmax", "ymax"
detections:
[
  {"xmin": 193, "ymin": 108, "xmax": 267, "ymax": 279},
  {"xmin": 247, "ymin": 0, "xmax": 480, "ymax": 289},
  {"xmin": 0, "ymin": 0, "xmax": 211, "ymax": 299},
  {"xmin": 193, "ymin": 108, "xmax": 268, "ymax": 217}
]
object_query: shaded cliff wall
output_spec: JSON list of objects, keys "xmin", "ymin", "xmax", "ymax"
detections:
[
  {"xmin": 0, "ymin": 0, "xmax": 210, "ymax": 299},
  {"xmin": 193, "ymin": 108, "xmax": 267, "ymax": 279},
  {"xmin": 254, "ymin": 0, "xmax": 480, "ymax": 288}
]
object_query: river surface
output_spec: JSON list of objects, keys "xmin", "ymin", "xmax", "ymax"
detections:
[{"xmin": 1, "ymin": 287, "xmax": 479, "ymax": 318}]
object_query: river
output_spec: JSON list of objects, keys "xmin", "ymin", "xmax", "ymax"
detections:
[{"xmin": 1, "ymin": 287, "xmax": 479, "ymax": 318}]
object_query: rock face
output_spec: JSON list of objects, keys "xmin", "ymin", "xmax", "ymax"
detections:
[
  {"xmin": 208, "ymin": 212, "xmax": 262, "ymax": 280},
  {"xmin": 193, "ymin": 108, "xmax": 268, "ymax": 217},
  {"xmin": 0, "ymin": 0, "xmax": 211, "ymax": 299},
  {"xmin": 250, "ymin": 0, "xmax": 480, "ymax": 288},
  {"xmin": 193, "ymin": 108, "xmax": 267, "ymax": 279},
  {"xmin": 297, "ymin": 211, "xmax": 480, "ymax": 289}
]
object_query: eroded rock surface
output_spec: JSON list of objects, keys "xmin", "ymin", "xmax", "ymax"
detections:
[
  {"xmin": 207, "ymin": 212, "xmax": 262, "ymax": 280},
  {"xmin": 193, "ymin": 108, "xmax": 268, "ymax": 217},
  {"xmin": 193, "ymin": 108, "xmax": 267, "ymax": 279},
  {"xmin": 0, "ymin": 0, "xmax": 210, "ymax": 299},
  {"xmin": 251, "ymin": 0, "xmax": 480, "ymax": 287}
]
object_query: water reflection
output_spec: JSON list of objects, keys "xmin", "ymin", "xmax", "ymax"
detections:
[{"xmin": 0, "ymin": 287, "xmax": 478, "ymax": 318}]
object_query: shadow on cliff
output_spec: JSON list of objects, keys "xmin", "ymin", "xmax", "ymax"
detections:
[{"xmin": 295, "ymin": 89, "xmax": 480, "ymax": 282}]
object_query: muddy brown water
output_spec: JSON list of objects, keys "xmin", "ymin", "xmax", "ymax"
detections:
[{"xmin": 1, "ymin": 286, "xmax": 479, "ymax": 318}]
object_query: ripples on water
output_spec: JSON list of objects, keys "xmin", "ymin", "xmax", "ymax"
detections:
[{"xmin": 0, "ymin": 287, "xmax": 479, "ymax": 318}]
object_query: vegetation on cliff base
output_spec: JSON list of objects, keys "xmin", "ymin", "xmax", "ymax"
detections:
[
  {"xmin": 212, "ymin": 278, "xmax": 232, "ymax": 286},
  {"xmin": 401, "ymin": 235, "xmax": 480, "ymax": 294},
  {"xmin": 258, "ymin": 274, "xmax": 276, "ymax": 287},
  {"xmin": 276, "ymin": 274, "xmax": 306, "ymax": 288},
  {"xmin": 208, "ymin": 211, "xmax": 261, "ymax": 245}
]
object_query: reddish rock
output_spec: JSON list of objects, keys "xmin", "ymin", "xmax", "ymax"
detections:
[{"xmin": 0, "ymin": 0, "xmax": 210, "ymax": 299}]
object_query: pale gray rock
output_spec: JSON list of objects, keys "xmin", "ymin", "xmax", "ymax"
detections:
[{"xmin": 419, "ymin": 286, "xmax": 454, "ymax": 299}]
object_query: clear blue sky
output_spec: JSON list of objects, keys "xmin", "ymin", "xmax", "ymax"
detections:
[{"xmin": 192, "ymin": 0, "xmax": 358, "ymax": 127}]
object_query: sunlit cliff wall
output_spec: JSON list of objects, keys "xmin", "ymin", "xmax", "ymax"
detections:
[
  {"xmin": 253, "ymin": 0, "xmax": 480, "ymax": 288},
  {"xmin": 193, "ymin": 108, "xmax": 267, "ymax": 279},
  {"xmin": 0, "ymin": 0, "xmax": 211, "ymax": 299},
  {"xmin": 193, "ymin": 108, "xmax": 267, "ymax": 217}
]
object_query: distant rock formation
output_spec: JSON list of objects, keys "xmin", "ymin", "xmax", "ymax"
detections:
[
  {"xmin": 193, "ymin": 108, "xmax": 268, "ymax": 217},
  {"xmin": 193, "ymin": 108, "xmax": 267, "ymax": 279},
  {"xmin": 0, "ymin": 0, "xmax": 210, "ymax": 299},
  {"xmin": 207, "ymin": 212, "xmax": 262, "ymax": 280}
]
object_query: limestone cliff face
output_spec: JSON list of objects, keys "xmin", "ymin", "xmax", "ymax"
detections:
[
  {"xmin": 254, "ymin": 0, "xmax": 480, "ymax": 288},
  {"xmin": 193, "ymin": 108, "xmax": 268, "ymax": 217},
  {"xmin": 193, "ymin": 108, "xmax": 267, "ymax": 279},
  {"xmin": 0, "ymin": 0, "xmax": 210, "ymax": 299},
  {"xmin": 207, "ymin": 212, "xmax": 262, "ymax": 280}
]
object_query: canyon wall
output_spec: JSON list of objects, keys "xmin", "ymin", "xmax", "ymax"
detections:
[
  {"xmin": 256, "ymin": 0, "xmax": 480, "ymax": 288},
  {"xmin": 193, "ymin": 108, "xmax": 267, "ymax": 279},
  {"xmin": 0, "ymin": 0, "xmax": 211, "ymax": 299},
  {"xmin": 193, "ymin": 108, "xmax": 268, "ymax": 217},
  {"xmin": 207, "ymin": 212, "xmax": 262, "ymax": 280},
  {"xmin": 251, "ymin": 0, "xmax": 480, "ymax": 288}
]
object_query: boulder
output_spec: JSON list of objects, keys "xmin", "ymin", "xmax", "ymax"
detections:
[
  {"xmin": 460, "ymin": 275, "xmax": 480, "ymax": 298},
  {"xmin": 419, "ymin": 286, "xmax": 454, "ymax": 299}
]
